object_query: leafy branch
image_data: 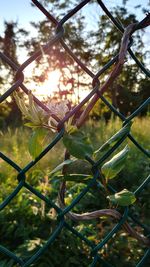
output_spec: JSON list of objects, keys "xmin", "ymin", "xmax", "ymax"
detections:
[{"xmin": 12, "ymin": 13, "xmax": 150, "ymax": 248}]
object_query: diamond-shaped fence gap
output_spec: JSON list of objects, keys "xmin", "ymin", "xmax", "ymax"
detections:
[
  {"xmin": 97, "ymin": 62, "xmax": 148, "ymax": 117},
  {"xmin": 103, "ymin": 141, "xmax": 149, "ymax": 193},
  {"xmin": 19, "ymin": 131, "xmax": 63, "ymax": 177},
  {"xmin": 25, "ymin": 167, "xmax": 51, "ymax": 194},
  {"xmin": 62, "ymin": 179, "xmax": 107, "ymax": 214},
  {"xmin": 52, "ymin": 63, "xmax": 91, "ymax": 102},
  {"xmin": 0, "ymin": 58, "xmax": 17, "ymax": 98},
  {"xmin": 103, "ymin": 232, "xmax": 145, "ymax": 267},
  {"xmin": 128, "ymin": 197, "xmax": 150, "ymax": 234},
  {"xmin": 25, "ymin": 164, "xmax": 63, "ymax": 202},
  {"xmin": 130, "ymin": 26, "xmax": 150, "ymax": 69},
  {"xmin": 87, "ymin": 117, "xmax": 123, "ymax": 150},
  {"xmin": 0, "ymin": 158, "xmax": 23, "ymax": 209},
  {"xmin": 0, "ymin": 127, "xmax": 31, "ymax": 167},
  {"xmin": 130, "ymin": 117, "xmax": 150, "ymax": 148},
  {"xmin": 126, "ymin": 140, "xmax": 150, "ymax": 180}
]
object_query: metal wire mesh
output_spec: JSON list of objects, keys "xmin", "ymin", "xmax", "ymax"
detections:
[{"xmin": 0, "ymin": 0, "xmax": 150, "ymax": 266}]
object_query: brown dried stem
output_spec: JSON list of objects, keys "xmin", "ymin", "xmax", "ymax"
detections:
[
  {"xmin": 76, "ymin": 14, "xmax": 150, "ymax": 128},
  {"xmin": 58, "ymin": 181, "xmax": 150, "ymax": 247},
  {"xmin": 58, "ymin": 13, "xmax": 150, "ymax": 248}
]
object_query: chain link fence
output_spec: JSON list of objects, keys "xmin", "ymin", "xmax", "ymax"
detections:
[{"xmin": 0, "ymin": 0, "xmax": 150, "ymax": 266}]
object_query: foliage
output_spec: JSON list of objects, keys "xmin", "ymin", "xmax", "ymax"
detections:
[
  {"xmin": 0, "ymin": 2, "xmax": 149, "ymax": 128},
  {"xmin": 0, "ymin": 116, "xmax": 149, "ymax": 266},
  {"xmin": 101, "ymin": 145, "xmax": 129, "ymax": 181},
  {"xmin": 0, "ymin": 1, "xmax": 150, "ymax": 266},
  {"xmin": 13, "ymin": 91, "xmax": 133, "ymax": 208},
  {"xmin": 107, "ymin": 189, "xmax": 136, "ymax": 206},
  {"xmin": 0, "ymin": 22, "xmax": 29, "ymax": 128}
]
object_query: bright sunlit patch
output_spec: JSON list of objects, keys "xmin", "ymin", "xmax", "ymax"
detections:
[
  {"xmin": 34, "ymin": 69, "xmax": 61, "ymax": 98},
  {"xmin": 25, "ymin": 66, "xmax": 90, "ymax": 102}
]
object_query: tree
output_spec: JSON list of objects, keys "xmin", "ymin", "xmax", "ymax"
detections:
[
  {"xmin": 23, "ymin": 0, "xmax": 94, "ymax": 103},
  {"xmin": 24, "ymin": 1, "xmax": 149, "ymax": 116},
  {"xmin": 90, "ymin": 5, "xmax": 149, "ymax": 116},
  {"xmin": 0, "ymin": 21, "xmax": 29, "ymax": 127}
]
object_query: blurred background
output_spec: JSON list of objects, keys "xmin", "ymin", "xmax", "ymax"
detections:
[{"xmin": 0, "ymin": 0, "xmax": 150, "ymax": 266}]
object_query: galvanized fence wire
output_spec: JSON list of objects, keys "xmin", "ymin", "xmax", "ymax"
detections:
[{"xmin": 0, "ymin": 0, "xmax": 150, "ymax": 266}]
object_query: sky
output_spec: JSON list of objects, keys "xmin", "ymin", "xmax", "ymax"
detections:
[
  {"xmin": 0, "ymin": 0, "xmax": 45, "ymax": 35},
  {"xmin": 0, "ymin": 0, "xmax": 150, "ymax": 35},
  {"xmin": 0, "ymin": 0, "xmax": 149, "ymax": 61},
  {"xmin": 0, "ymin": 0, "xmax": 149, "ymax": 99}
]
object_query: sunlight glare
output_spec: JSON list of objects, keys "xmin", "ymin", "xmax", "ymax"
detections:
[{"xmin": 35, "ymin": 69, "xmax": 61, "ymax": 98}]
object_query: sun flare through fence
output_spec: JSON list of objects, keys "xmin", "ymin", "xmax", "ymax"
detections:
[{"xmin": 0, "ymin": 0, "xmax": 150, "ymax": 266}]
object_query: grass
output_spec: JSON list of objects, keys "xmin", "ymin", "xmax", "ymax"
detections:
[
  {"xmin": 0, "ymin": 116, "xmax": 149, "ymax": 196},
  {"xmin": 0, "ymin": 116, "xmax": 149, "ymax": 193},
  {"xmin": 0, "ymin": 116, "xmax": 150, "ymax": 267}
]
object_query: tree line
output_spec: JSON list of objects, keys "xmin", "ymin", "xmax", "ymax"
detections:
[{"xmin": 0, "ymin": 0, "xmax": 149, "ymax": 128}]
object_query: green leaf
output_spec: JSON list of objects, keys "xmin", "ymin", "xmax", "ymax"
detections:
[
  {"xmin": 50, "ymin": 159, "xmax": 77, "ymax": 175},
  {"xmin": 107, "ymin": 189, "xmax": 136, "ymax": 206},
  {"xmin": 63, "ymin": 131, "xmax": 93, "ymax": 159},
  {"xmin": 14, "ymin": 92, "xmax": 49, "ymax": 127},
  {"xmin": 28, "ymin": 91, "xmax": 41, "ymax": 123},
  {"xmin": 94, "ymin": 121, "xmax": 132, "ymax": 157},
  {"xmin": 66, "ymin": 159, "xmax": 92, "ymax": 175},
  {"xmin": 28, "ymin": 128, "xmax": 49, "ymax": 159},
  {"xmin": 64, "ymin": 174, "xmax": 92, "ymax": 182},
  {"xmin": 54, "ymin": 174, "xmax": 92, "ymax": 182},
  {"xmin": 101, "ymin": 145, "xmax": 129, "ymax": 180},
  {"xmin": 24, "ymin": 122, "xmax": 41, "ymax": 128}
]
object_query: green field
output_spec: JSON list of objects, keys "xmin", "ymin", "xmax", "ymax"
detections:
[{"xmin": 0, "ymin": 116, "xmax": 150, "ymax": 267}]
